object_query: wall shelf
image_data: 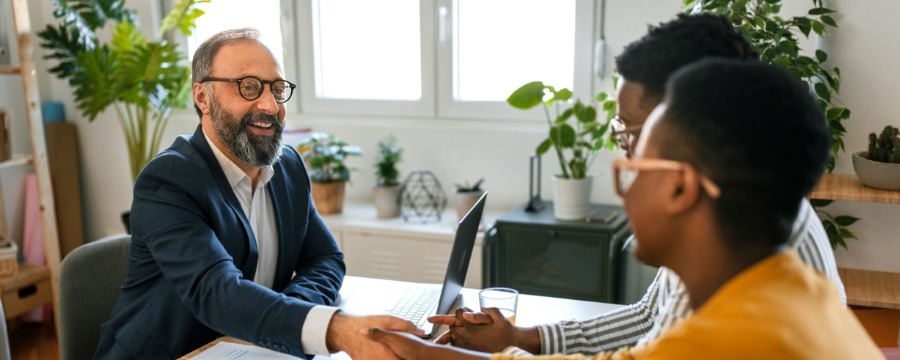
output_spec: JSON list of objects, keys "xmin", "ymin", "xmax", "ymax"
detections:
[
  {"xmin": 810, "ymin": 173, "xmax": 900, "ymax": 204},
  {"xmin": 838, "ymin": 267, "xmax": 900, "ymax": 310}
]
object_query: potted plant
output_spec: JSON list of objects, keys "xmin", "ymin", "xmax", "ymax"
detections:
[
  {"xmin": 853, "ymin": 125, "xmax": 900, "ymax": 191},
  {"xmin": 454, "ymin": 178, "xmax": 485, "ymax": 222},
  {"xmin": 507, "ymin": 82, "xmax": 616, "ymax": 220},
  {"xmin": 373, "ymin": 135, "xmax": 403, "ymax": 218},
  {"xmin": 38, "ymin": 0, "xmax": 204, "ymax": 183},
  {"xmin": 296, "ymin": 132, "xmax": 362, "ymax": 214}
]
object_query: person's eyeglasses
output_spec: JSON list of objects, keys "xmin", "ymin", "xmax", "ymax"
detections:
[
  {"xmin": 612, "ymin": 158, "xmax": 721, "ymax": 198},
  {"xmin": 610, "ymin": 115, "xmax": 643, "ymax": 153},
  {"xmin": 201, "ymin": 76, "xmax": 297, "ymax": 103}
]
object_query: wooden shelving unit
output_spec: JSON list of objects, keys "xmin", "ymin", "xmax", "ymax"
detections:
[
  {"xmin": 811, "ymin": 173, "xmax": 900, "ymax": 311},
  {"xmin": 810, "ymin": 173, "xmax": 900, "ymax": 204},
  {"xmin": 0, "ymin": 0, "xmax": 63, "ymax": 333}
]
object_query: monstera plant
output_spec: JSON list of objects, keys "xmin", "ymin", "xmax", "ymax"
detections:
[{"xmin": 38, "ymin": 0, "xmax": 206, "ymax": 182}]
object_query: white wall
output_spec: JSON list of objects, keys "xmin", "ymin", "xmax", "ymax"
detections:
[{"xmin": 8, "ymin": 0, "xmax": 899, "ymax": 273}]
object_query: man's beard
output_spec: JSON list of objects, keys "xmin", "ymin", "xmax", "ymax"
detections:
[{"xmin": 209, "ymin": 96, "xmax": 284, "ymax": 167}]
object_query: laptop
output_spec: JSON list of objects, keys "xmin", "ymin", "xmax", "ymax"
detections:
[{"xmin": 380, "ymin": 191, "xmax": 487, "ymax": 337}]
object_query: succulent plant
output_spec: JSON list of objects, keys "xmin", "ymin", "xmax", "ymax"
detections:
[{"xmin": 867, "ymin": 125, "xmax": 900, "ymax": 164}]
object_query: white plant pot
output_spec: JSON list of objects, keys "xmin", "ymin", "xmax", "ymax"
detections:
[
  {"xmin": 552, "ymin": 176, "xmax": 593, "ymax": 220},
  {"xmin": 373, "ymin": 185, "xmax": 402, "ymax": 218}
]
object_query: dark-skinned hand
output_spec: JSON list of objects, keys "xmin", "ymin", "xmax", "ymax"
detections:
[
  {"xmin": 366, "ymin": 327, "xmax": 489, "ymax": 360},
  {"xmin": 427, "ymin": 307, "xmax": 517, "ymax": 353}
]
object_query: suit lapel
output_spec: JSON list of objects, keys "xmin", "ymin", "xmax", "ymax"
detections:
[
  {"xmin": 188, "ymin": 125, "xmax": 259, "ymax": 280},
  {"xmin": 267, "ymin": 160, "xmax": 292, "ymax": 290}
]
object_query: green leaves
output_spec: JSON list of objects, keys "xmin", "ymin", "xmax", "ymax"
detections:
[
  {"xmin": 507, "ymin": 81, "xmax": 546, "ymax": 109},
  {"xmin": 38, "ymin": 0, "xmax": 203, "ymax": 182},
  {"xmin": 159, "ymin": 0, "xmax": 210, "ymax": 38},
  {"xmin": 297, "ymin": 133, "xmax": 363, "ymax": 183},
  {"xmin": 510, "ymin": 81, "xmax": 617, "ymax": 179}
]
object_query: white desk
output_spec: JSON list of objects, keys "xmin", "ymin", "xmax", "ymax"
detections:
[{"xmin": 182, "ymin": 276, "xmax": 624, "ymax": 359}]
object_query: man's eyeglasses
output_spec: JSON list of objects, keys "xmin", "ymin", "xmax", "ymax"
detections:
[
  {"xmin": 610, "ymin": 116, "xmax": 643, "ymax": 153},
  {"xmin": 612, "ymin": 158, "xmax": 721, "ymax": 198},
  {"xmin": 202, "ymin": 76, "xmax": 297, "ymax": 103}
]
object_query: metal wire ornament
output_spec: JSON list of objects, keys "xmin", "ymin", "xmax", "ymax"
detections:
[{"xmin": 400, "ymin": 170, "xmax": 448, "ymax": 223}]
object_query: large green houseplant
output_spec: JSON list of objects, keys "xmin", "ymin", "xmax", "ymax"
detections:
[
  {"xmin": 507, "ymin": 81, "xmax": 617, "ymax": 219},
  {"xmin": 685, "ymin": 0, "xmax": 858, "ymax": 250},
  {"xmin": 38, "ymin": 0, "xmax": 206, "ymax": 183}
]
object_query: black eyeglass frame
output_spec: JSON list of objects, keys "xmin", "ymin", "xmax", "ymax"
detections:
[
  {"xmin": 201, "ymin": 76, "xmax": 297, "ymax": 103},
  {"xmin": 610, "ymin": 115, "xmax": 644, "ymax": 152}
]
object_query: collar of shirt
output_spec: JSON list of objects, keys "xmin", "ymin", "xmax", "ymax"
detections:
[{"xmin": 202, "ymin": 128, "xmax": 275, "ymax": 191}]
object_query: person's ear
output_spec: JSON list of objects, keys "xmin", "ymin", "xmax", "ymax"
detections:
[
  {"xmin": 193, "ymin": 82, "xmax": 210, "ymax": 115},
  {"xmin": 665, "ymin": 165, "xmax": 701, "ymax": 214}
]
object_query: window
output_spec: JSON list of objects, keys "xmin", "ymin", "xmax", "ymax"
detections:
[
  {"xmin": 184, "ymin": 0, "xmax": 295, "ymax": 82},
  {"xmin": 297, "ymin": 0, "xmax": 597, "ymax": 120}
]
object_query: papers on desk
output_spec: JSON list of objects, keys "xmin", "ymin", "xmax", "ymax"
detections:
[{"xmin": 190, "ymin": 342, "xmax": 342, "ymax": 360}]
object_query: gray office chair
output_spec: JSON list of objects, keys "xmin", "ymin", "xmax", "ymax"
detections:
[
  {"xmin": 59, "ymin": 234, "xmax": 130, "ymax": 360},
  {"xmin": 0, "ymin": 297, "xmax": 10, "ymax": 360}
]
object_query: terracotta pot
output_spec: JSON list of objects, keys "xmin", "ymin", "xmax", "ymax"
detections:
[
  {"xmin": 455, "ymin": 190, "xmax": 486, "ymax": 222},
  {"xmin": 311, "ymin": 181, "xmax": 346, "ymax": 215},
  {"xmin": 373, "ymin": 185, "xmax": 402, "ymax": 218}
]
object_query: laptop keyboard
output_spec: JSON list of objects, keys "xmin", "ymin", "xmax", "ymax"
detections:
[{"xmin": 385, "ymin": 287, "xmax": 440, "ymax": 327}]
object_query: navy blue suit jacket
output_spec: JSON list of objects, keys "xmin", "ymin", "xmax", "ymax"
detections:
[{"xmin": 95, "ymin": 125, "xmax": 345, "ymax": 359}]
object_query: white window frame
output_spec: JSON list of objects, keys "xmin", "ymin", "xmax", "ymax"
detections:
[
  {"xmin": 295, "ymin": 0, "xmax": 598, "ymax": 121},
  {"xmin": 294, "ymin": 0, "xmax": 436, "ymax": 118},
  {"xmin": 435, "ymin": 0, "xmax": 596, "ymax": 121}
]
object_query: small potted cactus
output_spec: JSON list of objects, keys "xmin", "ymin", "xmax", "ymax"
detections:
[{"xmin": 853, "ymin": 125, "xmax": 900, "ymax": 190}]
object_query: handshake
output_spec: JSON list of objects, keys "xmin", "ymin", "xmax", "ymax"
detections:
[{"xmin": 338, "ymin": 306, "xmax": 525, "ymax": 360}]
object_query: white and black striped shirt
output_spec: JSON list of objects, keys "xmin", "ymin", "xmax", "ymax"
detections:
[{"xmin": 535, "ymin": 199, "xmax": 846, "ymax": 355}]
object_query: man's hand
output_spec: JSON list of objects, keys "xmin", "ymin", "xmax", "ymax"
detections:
[
  {"xmin": 367, "ymin": 328, "xmax": 488, "ymax": 360},
  {"xmin": 326, "ymin": 311, "xmax": 423, "ymax": 360},
  {"xmin": 428, "ymin": 307, "xmax": 540, "ymax": 353}
]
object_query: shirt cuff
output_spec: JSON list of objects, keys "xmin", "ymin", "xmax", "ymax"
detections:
[
  {"xmin": 501, "ymin": 346, "xmax": 534, "ymax": 356},
  {"xmin": 300, "ymin": 305, "xmax": 339, "ymax": 355}
]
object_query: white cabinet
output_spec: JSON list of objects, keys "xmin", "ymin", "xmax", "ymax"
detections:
[{"xmin": 322, "ymin": 203, "xmax": 493, "ymax": 289}]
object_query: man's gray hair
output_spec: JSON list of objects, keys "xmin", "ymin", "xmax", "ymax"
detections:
[{"xmin": 192, "ymin": 28, "xmax": 262, "ymax": 117}]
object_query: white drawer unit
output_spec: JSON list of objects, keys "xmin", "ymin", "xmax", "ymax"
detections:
[{"xmin": 322, "ymin": 203, "xmax": 493, "ymax": 289}]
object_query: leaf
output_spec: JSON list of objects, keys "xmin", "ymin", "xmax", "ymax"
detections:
[
  {"xmin": 838, "ymin": 228, "xmax": 857, "ymax": 240},
  {"xmin": 578, "ymin": 106, "xmax": 597, "ymax": 124},
  {"xmin": 825, "ymin": 107, "xmax": 847, "ymax": 121},
  {"xmin": 814, "ymin": 82, "xmax": 830, "ymax": 102},
  {"xmin": 810, "ymin": 199, "xmax": 833, "ymax": 207},
  {"xmin": 535, "ymin": 138, "xmax": 552, "ymax": 156},
  {"xmin": 556, "ymin": 88, "xmax": 573, "ymax": 102},
  {"xmin": 815, "ymin": 50, "xmax": 828, "ymax": 63},
  {"xmin": 821, "ymin": 15, "xmax": 837, "ymax": 28},
  {"xmin": 834, "ymin": 215, "xmax": 860, "ymax": 227},
  {"xmin": 550, "ymin": 124, "xmax": 577, "ymax": 147},
  {"xmin": 507, "ymin": 81, "xmax": 545, "ymax": 109},
  {"xmin": 808, "ymin": 7, "xmax": 835, "ymax": 15},
  {"xmin": 812, "ymin": 20, "xmax": 825, "ymax": 36}
]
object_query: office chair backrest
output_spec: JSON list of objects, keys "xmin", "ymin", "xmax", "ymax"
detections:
[
  {"xmin": 59, "ymin": 234, "xmax": 130, "ymax": 360},
  {"xmin": 0, "ymin": 298, "xmax": 9, "ymax": 360}
]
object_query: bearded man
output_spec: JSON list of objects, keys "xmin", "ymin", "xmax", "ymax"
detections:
[{"xmin": 96, "ymin": 28, "xmax": 418, "ymax": 359}]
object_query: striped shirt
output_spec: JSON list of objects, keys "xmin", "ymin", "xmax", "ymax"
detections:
[{"xmin": 535, "ymin": 199, "xmax": 846, "ymax": 355}]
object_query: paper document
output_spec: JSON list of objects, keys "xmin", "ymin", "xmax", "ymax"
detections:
[{"xmin": 186, "ymin": 340, "xmax": 343, "ymax": 360}]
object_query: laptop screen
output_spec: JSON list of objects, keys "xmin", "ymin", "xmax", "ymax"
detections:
[{"xmin": 434, "ymin": 191, "xmax": 487, "ymax": 316}]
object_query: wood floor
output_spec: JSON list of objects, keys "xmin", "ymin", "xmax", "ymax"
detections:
[{"xmin": 8, "ymin": 319, "xmax": 59, "ymax": 360}]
